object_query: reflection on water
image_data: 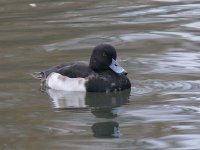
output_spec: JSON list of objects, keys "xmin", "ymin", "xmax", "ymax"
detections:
[
  {"xmin": 92, "ymin": 121, "xmax": 119, "ymax": 138},
  {"xmin": 47, "ymin": 90, "xmax": 87, "ymax": 109},
  {"xmin": 2, "ymin": 0, "xmax": 200, "ymax": 149},
  {"xmin": 47, "ymin": 89, "xmax": 130, "ymax": 110},
  {"xmin": 47, "ymin": 89, "xmax": 130, "ymax": 138}
]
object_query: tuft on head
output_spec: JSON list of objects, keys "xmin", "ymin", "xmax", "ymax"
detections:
[{"xmin": 89, "ymin": 44, "xmax": 117, "ymax": 71}]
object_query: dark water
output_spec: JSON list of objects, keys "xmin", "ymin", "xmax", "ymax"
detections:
[{"xmin": 1, "ymin": 0, "xmax": 200, "ymax": 149}]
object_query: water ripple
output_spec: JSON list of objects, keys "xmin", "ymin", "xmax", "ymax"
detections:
[
  {"xmin": 161, "ymin": 134, "xmax": 200, "ymax": 149},
  {"xmin": 183, "ymin": 21, "xmax": 200, "ymax": 29},
  {"xmin": 2, "ymin": 0, "xmax": 200, "ymax": 150},
  {"xmin": 154, "ymin": 31, "xmax": 200, "ymax": 42},
  {"xmin": 132, "ymin": 80, "xmax": 200, "ymax": 96},
  {"xmin": 135, "ymin": 52, "xmax": 200, "ymax": 74}
]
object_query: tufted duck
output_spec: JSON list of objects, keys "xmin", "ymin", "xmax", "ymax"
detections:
[{"xmin": 32, "ymin": 44, "xmax": 131, "ymax": 92}]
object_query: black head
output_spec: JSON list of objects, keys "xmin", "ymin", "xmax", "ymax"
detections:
[
  {"xmin": 89, "ymin": 44, "xmax": 117, "ymax": 71},
  {"xmin": 89, "ymin": 44, "xmax": 127, "ymax": 75}
]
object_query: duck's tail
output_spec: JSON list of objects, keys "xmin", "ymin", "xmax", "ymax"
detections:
[{"xmin": 31, "ymin": 72, "xmax": 45, "ymax": 80}]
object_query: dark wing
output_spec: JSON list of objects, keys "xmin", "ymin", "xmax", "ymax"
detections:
[
  {"xmin": 32, "ymin": 61, "xmax": 92, "ymax": 79},
  {"xmin": 58, "ymin": 62, "xmax": 92, "ymax": 78}
]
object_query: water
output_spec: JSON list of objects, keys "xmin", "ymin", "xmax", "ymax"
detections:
[{"xmin": 1, "ymin": 0, "xmax": 200, "ymax": 149}]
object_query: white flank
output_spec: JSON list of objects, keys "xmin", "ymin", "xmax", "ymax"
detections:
[{"xmin": 46, "ymin": 72, "xmax": 87, "ymax": 92}]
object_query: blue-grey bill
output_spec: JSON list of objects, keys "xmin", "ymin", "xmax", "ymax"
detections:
[{"xmin": 109, "ymin": 59, "xmax": 127, "ymax": 74}]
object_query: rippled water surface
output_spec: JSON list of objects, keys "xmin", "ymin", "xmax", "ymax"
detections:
[{"xmin": 1, "ymin": 0, "xmax": 200, "ymax": 149}]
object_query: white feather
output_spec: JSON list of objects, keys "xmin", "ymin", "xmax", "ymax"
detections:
[{"xmin": 46, "ymin": 72, "xmax": 87, "ymax": 92}]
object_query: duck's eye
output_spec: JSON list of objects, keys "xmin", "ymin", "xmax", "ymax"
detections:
[{"xmin": 102, "ymin": 52, "xmax": 107, "ymax": 57}]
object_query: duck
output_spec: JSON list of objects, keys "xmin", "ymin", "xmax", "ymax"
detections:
[{"xmin": 32, "ymin": 44, "xmax": 131, "ymax": 92}]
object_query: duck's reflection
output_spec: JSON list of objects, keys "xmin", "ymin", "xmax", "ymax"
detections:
[
  {"xmin": 86, "ymin": 91, "xmax": 130, "ymax": 118},
  {"xmin": 46, "ymin": 89, "xmax": 130, "ymax": 138},
  {"xmin": 92, "ymin": 121, "xmax": 119, "ymax": 138},
  {"xmin": 46, "ymin": 89, "xmax": 87, "ymax": 109}
]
